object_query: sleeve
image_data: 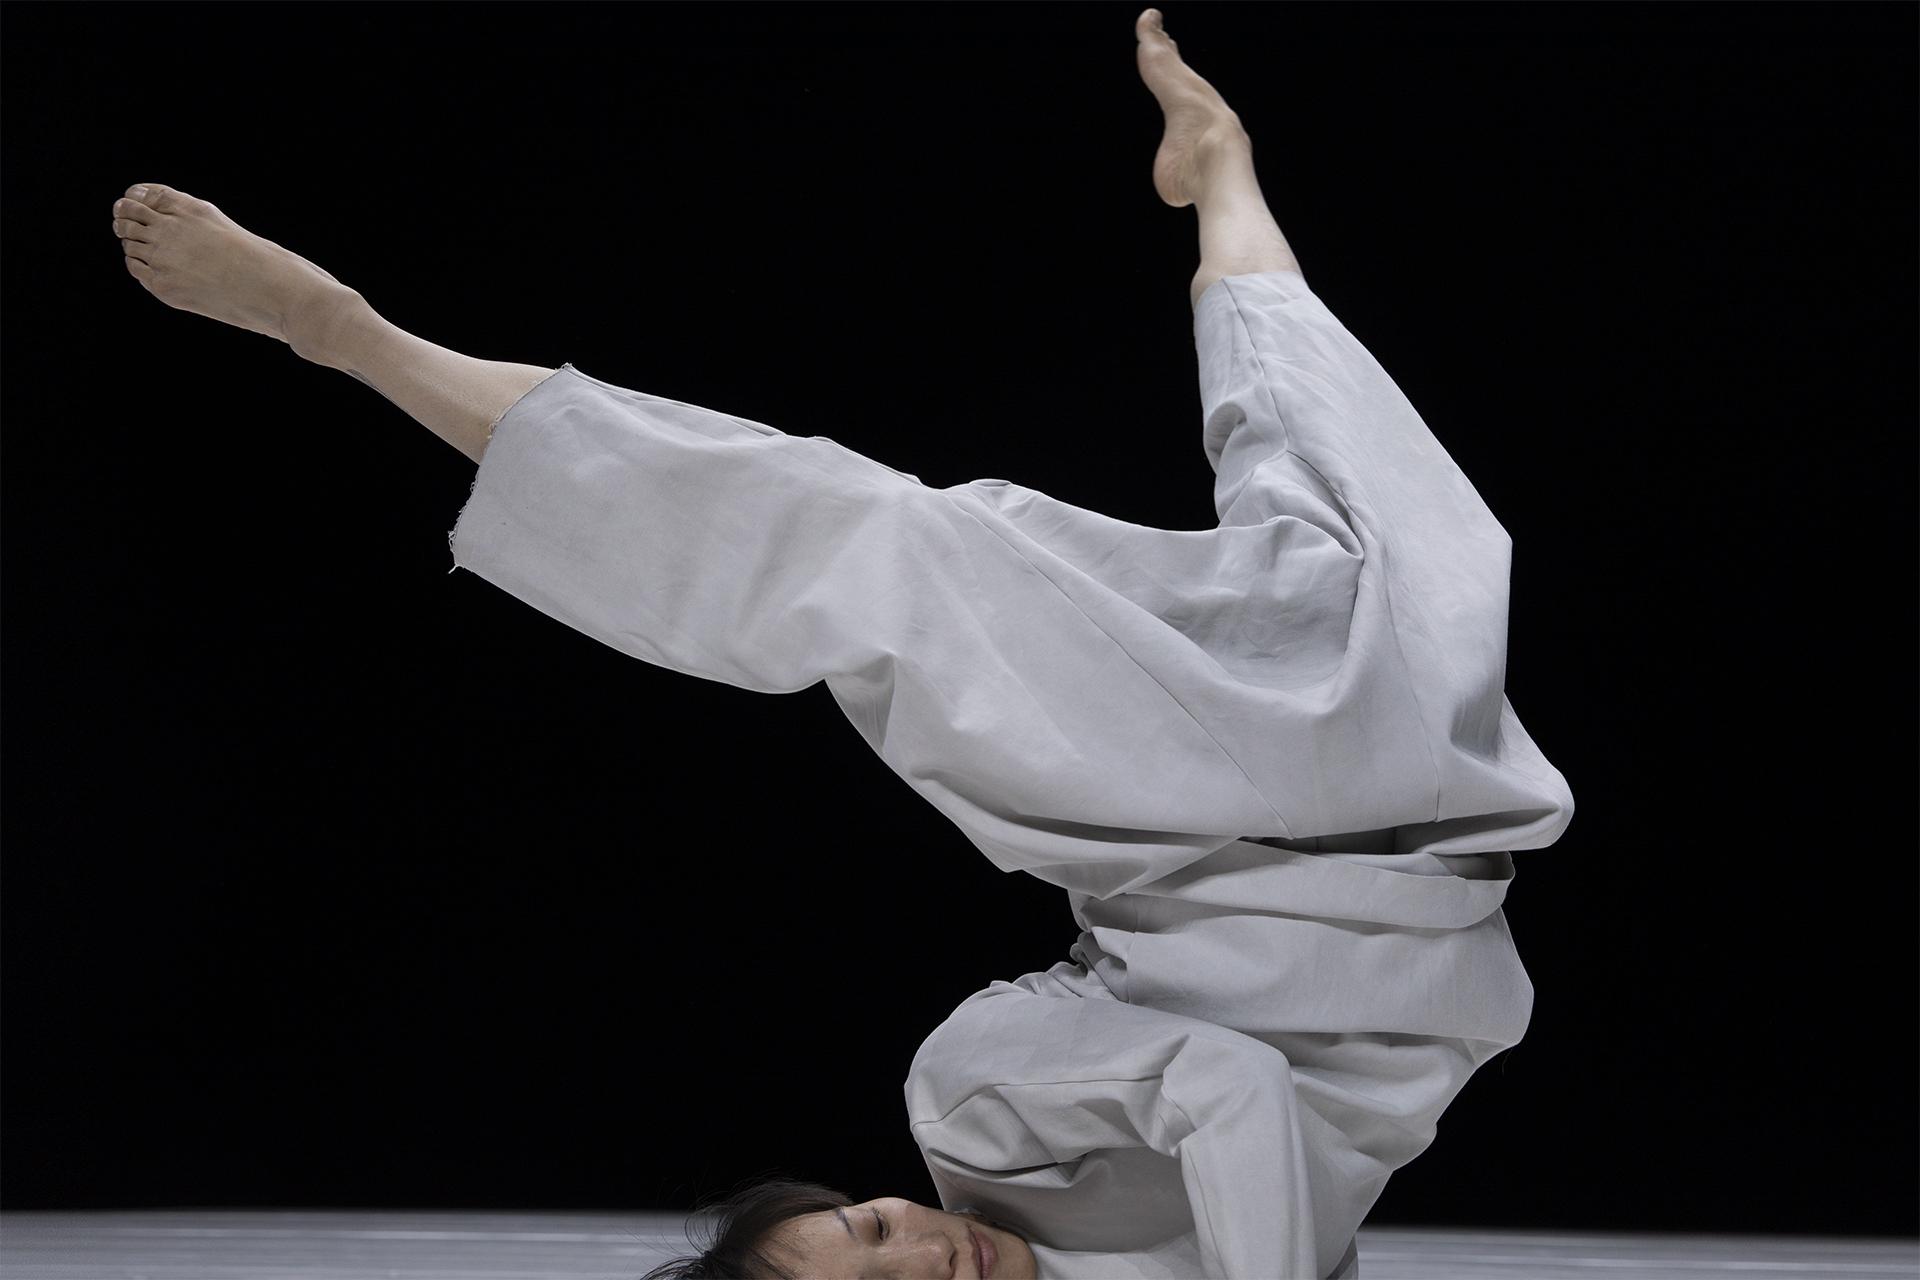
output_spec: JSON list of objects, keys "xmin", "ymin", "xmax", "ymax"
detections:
[
  {"xmin": 448, "ymin": 367, "xmax": 1280, "ymax": 899},
  {"xmin": 905, "ymin": 983, "xmax": 1326, "ymax": 1280}
]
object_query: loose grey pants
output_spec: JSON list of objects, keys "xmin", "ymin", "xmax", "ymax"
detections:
[{"xmin": 447, "ymin": 270, "xmax": 1573, "ymax": 899}]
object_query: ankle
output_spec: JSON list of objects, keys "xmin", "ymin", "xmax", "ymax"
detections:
[
  {"xmin": 285, "ymin": 284, "xmax": 373, "ymax": 369},
  {"xmin": 1191, "ymin": 116, "xmax": 1251, "ymax": 185}
]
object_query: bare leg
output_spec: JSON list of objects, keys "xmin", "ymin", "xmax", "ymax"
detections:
[
  {"xmin": 111, "ymin": 13, "xmax": 1286, "ymax": 465},
  {"xmin": 111, "ymin": 182, "xmax": 554, "ymax": 466},
  {"xmin": 1133, "ymin": 9, "xmax": 1303, "ymax": 309},
  {"xmin": 315, "ymin": 304, "xmax": 556, "ymax": 466}
]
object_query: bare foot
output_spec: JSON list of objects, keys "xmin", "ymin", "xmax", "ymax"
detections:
[
  {"xmin": 1134, "ymin": 8, "xmax": 1250, "ymax": 209},
  {"xmin": 111, "ymin": 183, "xmax": 362, "ymax": 363}
]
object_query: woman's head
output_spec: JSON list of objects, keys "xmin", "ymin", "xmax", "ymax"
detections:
[{"xmin": 640, "ymin": 1174, "xmax": 1037, "ymax": 1280}]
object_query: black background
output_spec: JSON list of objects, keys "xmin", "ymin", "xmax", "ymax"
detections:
[{"xmin": 5, "ymin": 0, "xmax": 1914, "ymax": 1243}]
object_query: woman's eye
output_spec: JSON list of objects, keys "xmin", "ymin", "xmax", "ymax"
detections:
[{"xmin": 873, "ymin": 1209, "xmax": 886, "ymax": 1241}]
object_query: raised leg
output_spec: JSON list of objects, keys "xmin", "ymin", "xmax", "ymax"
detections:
[
  {"xmin": 1134, "ymin": 8, "xmax": 1304, "ymax": 309},
  {"xmin": 110, "ymin": 182, "xmax": 554, "ymax": 466},
  {"xmin": 1183, "ymin": 127, "xmax": 1303, "ymax": 310},
  {"xmin": 312, "ymin": 301, "xmax": 556, "ymax": 466},
  {"xmin": 112, "ymin": 11, "xmax": 1283, "ymax": 463}
]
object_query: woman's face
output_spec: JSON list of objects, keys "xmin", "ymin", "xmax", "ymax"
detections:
[{"xmin": 761, "ymin": 1196, "xmax": 1038, "ymax": 1280}]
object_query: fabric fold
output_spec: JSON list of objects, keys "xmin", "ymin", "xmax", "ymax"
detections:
[{"xmin": 442, "ymin": 267, "xmax": 1576, "ymax": 1278}]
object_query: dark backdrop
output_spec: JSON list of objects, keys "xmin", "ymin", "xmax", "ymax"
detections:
[{"xmin": 5, "ymin": 0, "xmax": 1914, "ymax": 1241}]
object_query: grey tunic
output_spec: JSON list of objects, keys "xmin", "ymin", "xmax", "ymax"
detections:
[{"xmin": 447, "ymin": 269, "xmax": 1574, "ymax": 1279}]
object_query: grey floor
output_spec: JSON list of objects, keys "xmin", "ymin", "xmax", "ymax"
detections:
[{"xmin": 0, "ymin": 1210, "xmax": 1914, "ymax": 1280}]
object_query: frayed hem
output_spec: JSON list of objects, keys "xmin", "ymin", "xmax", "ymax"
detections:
[
  {"xmin": 445, "ymin": 362, "xmax": 576, "ymax": 575},
  {"xmin": 446, "ymin": 459, "xmax": 486, "ymax": 575}
]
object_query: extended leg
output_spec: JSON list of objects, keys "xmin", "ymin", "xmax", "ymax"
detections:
[
  {"xmin": 1134, "ymin": 8, "xmax": 1303, "ymax": 309},
  {"xmin": 110, "ymin": 182, "xmax": 554, "ymax": 466},
  {"xmin": 313, "ymin": 303, "xmax": 556, "ymax": 466}
]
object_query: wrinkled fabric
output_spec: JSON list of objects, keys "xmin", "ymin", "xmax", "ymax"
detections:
[
  {"xmin": 908, "ymin": 838, "xmax": 1524, "ymax": 1280},
  {"xmin": 448, "ymin": 268, "xmax": 1574, "ymax": 1278}
]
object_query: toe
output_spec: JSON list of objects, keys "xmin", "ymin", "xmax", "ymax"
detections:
[
  {"xmin": 113, "ymin": 195, "xmax": 156, "ymax": 226},
  {"xmin": 125, "ymin": 182, "xmax": 194, "ymax": 214}
]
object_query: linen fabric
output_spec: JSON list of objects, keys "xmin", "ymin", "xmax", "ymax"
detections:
[{"xmin": 447, "ymin": 268, "xmax": 1574, "ymax": 1278}]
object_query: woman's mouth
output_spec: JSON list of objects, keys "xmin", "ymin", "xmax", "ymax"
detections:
[{"xmin": 968, "ymin": 1225, "xmax": 997, "ymax": 1278}]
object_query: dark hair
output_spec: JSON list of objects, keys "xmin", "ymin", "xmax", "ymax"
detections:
[{"xmin": 638, "ymin": 1173, "xmax": 856, "ymax": 1280}]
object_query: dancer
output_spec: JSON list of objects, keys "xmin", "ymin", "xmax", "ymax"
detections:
[{"xmin": 109, "ymin": 10, "xmax": 1573, "ymax": 1278}]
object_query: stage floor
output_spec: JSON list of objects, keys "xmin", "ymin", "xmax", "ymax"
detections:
[{"xmin": 0, "ymin": 1210, "xmax": 1914, "ymax": 1279}]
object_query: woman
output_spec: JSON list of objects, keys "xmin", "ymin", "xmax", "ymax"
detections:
[{"xmin": 109, "ymin": 10, "xmax": 1572, "ymax": 1278}]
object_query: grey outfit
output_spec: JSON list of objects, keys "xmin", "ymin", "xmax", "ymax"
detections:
[{"xmin": 447, "ymin": 268, "xmax": 1575, "ymax": 1278}]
